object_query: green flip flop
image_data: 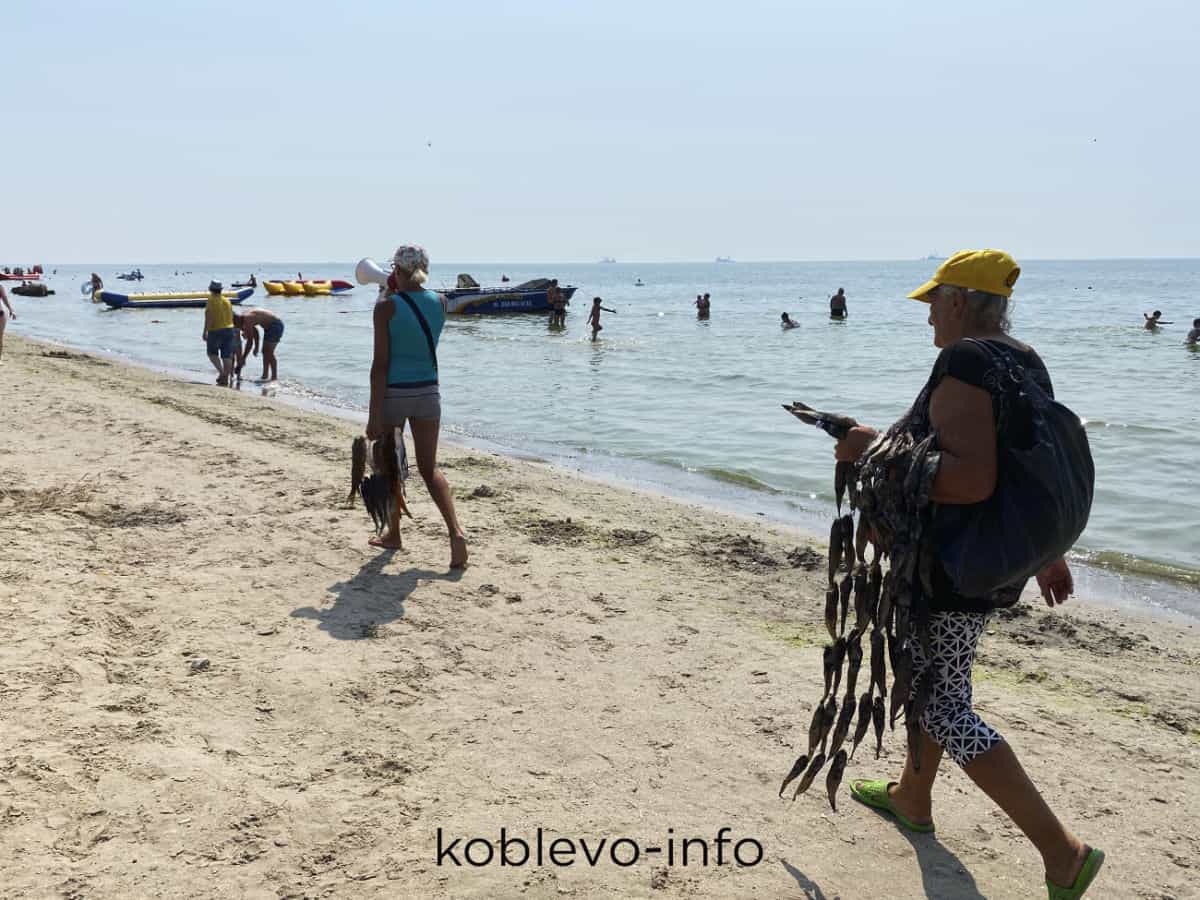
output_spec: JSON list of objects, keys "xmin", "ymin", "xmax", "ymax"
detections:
[
  {"xmin": 1046, "ymin": 846, "xmax": 1105, "ymax": 900},
  {"xmin": 849, "ymin": 779, "xmax": 935, "ymax": 833}
]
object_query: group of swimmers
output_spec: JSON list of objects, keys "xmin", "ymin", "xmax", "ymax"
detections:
[
  {"xmin": 546, "ymin": 281, "xmax": 615, "ymax": 341},
  {"xmin": 1144, "ymin": 310, "xmax": 1200, "ymax": 344},
  {"xmin": 202, "ymin": 281, "xmax": 285, "ymax": 386}
]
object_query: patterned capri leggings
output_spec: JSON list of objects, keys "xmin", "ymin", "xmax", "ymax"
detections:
[{"xmin": 911, "ymin": 611, "xmax": 1003, "ymax": 767}]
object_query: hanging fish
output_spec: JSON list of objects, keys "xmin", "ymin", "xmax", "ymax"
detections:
[
  {"xmin": 778, "ymin": 754, "xmax": 809, "ymax": 797},
  {"xmin": 855, "ymin": 512, "xmax": 871, "ymax": 564},
  {"xmin": 839, "ymin": 573, "xmax": 853, "ymax": 636},
  {"xmin": 821, "ymin": 644, "xmax": 836, "ymax": 700},
  {"xmin": 825, "ymin": 748, "xmax": 849, "ymax": 812},
  {"xmin": 844, "ymin": 630, "xmax": 864, "ymax": 698},
  {"xmin": 840, "ymin": 514, "xmax": 855, "ymax": 572},
  {"xmin": 818, "ymin": 696, "xmax": 838, "ymax": 755},
  {"xmin": 835, "ymin": 460, "xmax": 852, "ymax": 514},
  {"xmin": 853, "ymin": 564, "xmax": 871, "ymax": 633},
  {"xmin": 872, "ymin": 695, "xmax": 886, "ymax": 759},
  {"xmin": 849, "ymin": 691, "xmax": 873, "ymax": 759},
  {"xmin": 827, "ymin": 692, "xmax": 856, "ymax": 757},
  {"xmin": 828, "ymin": 517, "xmax": 844, "ymax": 585},
  {"xmin": 791, "ymin": 751, "xmax": 827, "ymax": 800},
  {"xmin": 830, "ymin": 638, "xmax": 847, "ymax": 701},
  {"xmin": 806, "ymin": 702, "xmax": 825, "ymax": 758},
  {"xmin": 824, "ymin": 587, "xmax": 839, "ymax": 642},
  {"xmin": 869, "ymin": 626, "xmax": 888, "ymax": 699}
]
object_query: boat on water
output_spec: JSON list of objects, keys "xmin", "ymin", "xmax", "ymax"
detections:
[
  {"xmin": 0, "ymin": 270, "xmax": 42, "ymax": 281},
  {"xmin": 599, "ymin": 257, "xmax": 616, "ymax": 264},
  {"xmin": 12, "ymin": 282, "xmax": 54, "ymax": 297},
  {"xmin": 263, "ymin": 279, "xmax": 353, "ymax": 296},
  {"xmin": 117, "ymin": 270, "xmax": 144, "ymax": 281},
  {"xmin": 442, "ymin": 274, "xmax": 576, "ymax": 314},
  {"xmin": 715, "ymin": 256, "xmax": 734, "ymax": 263},
  {"xmin": 97, "ymin": 287, "xmax": 254, "ymax": 309}
]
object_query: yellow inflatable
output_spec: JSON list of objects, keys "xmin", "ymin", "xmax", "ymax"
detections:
[
  {"xmin": 282, "ymin": 281, "xmax": 305, "ymax": 295},
  {"xmin": 264, "ymin": 281, "xmax": 285, "ymax": 296},
  {"xmin": 303, "ymin": 280, "xmax": 333, "ymax": 296}
]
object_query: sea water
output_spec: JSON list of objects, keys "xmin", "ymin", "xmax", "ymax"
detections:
[{"xmin": 13, "ymin": 259, "xmax": 1200, "ymax": 615}]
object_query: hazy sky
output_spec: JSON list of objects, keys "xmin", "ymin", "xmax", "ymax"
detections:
[{"xmin": 5, "ymin": 0, "xmax": 1197, "ymax": 263}]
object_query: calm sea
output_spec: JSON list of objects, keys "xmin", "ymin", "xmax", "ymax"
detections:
[{"xmin": 12, "ymin": 259, "xmax": 1200, "ymax": 615}]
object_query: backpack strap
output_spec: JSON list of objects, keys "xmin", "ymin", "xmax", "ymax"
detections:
[{"xmin": 397, "ymin": 291, "xmax": 438, "ymax": 374}]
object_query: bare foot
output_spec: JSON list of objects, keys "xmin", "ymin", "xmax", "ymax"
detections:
[
  {"xmin": 368, "ymin": 533, "xmax": 403, "ymax": 549},
  {"xmin": 450, "ymin": 534, "xmax": 469, "ymax": 569}
]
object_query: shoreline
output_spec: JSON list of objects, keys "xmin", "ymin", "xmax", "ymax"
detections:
[
  {"xmin": 3, "ymin": 334, "xmax": 1199, "ymax": 898},
  {"xmin": 16, "ymin": 332, "xmax": 1200, "ymax": 623}
]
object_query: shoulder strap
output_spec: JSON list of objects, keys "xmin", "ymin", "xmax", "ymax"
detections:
[{"xmin": 397, "ymin": 291, "xmax": 438, "ymax": 373}]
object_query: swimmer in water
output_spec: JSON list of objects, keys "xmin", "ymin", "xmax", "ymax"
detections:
[
  {"xmin": 695, "ymin": 293, "xmax": 711, "ymax": 319},
  {"xmin": 1143, "ymin": 310, "xmax": 1172, "ymax": 330},
  {"xmin": 781, "ymin": 312, "xmax": 798, "ymax": 330},
  {"xmin": 587, "ymin": 297, "xmax": 615, "ymax": 341},
  {"xmin": 1186, "ymin": 318, "xmax": 1200, "ymax": 346}
]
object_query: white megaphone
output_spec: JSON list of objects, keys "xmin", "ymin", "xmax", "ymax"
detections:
[{"xmin": 355, "ymin": 257, "xmax": 389, "ymax": 288}]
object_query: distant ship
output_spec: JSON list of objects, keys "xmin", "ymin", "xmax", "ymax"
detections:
[
  {"xmin": 598, "ymin": 257, "xmax": 616, "ymax": 264},
  {"xmin": 715, "ymin": 256, "xmax": 734, "ymax": 263},
  {"xmin": 923, "ymin": 252, "xmax": 947, "ymax": 261}
]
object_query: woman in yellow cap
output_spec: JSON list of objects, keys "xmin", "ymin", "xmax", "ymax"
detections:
[{"xmin": 834, "ymin": 250, "xmax": 1103, "ymax": 900}]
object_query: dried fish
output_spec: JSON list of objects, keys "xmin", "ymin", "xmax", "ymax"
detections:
[
  {"xmin": 821, "ymin": 644, "xmax": 835, "ymax": 700},
  {"xmin": 855, "ymin": 512, "xmax": 871, "ymax": 563},
  {"xmin": 890, "ymin": 649, "xmax": 912, "ymax": 729},
  {"xmin": 778, "ymin": 754, "xmax": 809, "ymax": 797},
  {"xmin": 818, "ymin": 696, "xmax": 838, "ymax": 755},
  {"xmin": 869, "ymin": 626, "xmax": 887, "ymax": 699},
  {"xmin": 830, "ymin": 638, "xmax": 847, "ymax": 701},
  {"xmin": 839, "ymin": 574, "xmax": 853, "ymax": 636},
  {"xmin": 792, "ymin": 751, "xmax": 827, "ymax": 799},
  {"xmin": 828, "ymin": 517, "xmax": 844, "ymax": 585},
  {"xmin": 835, "ymin": 460, "xmax": 851, "ymax": 514},
  {"xmin": 853, "ymin": 564, "xmax": 870, "ymax": 633},
  {"xmin": 849, "ymin": 691, "xmax": 872, "ymax": 759},
  {"xmin": 828, "ymin": 691, "xmax": 857, "ymax": 756},
  {"xmin": 840, "ymin": 514, "xmax": 855, "ymax": 572},
  {"xmin": 872, "ymin": 695, "xmax": 886, "ymax": 759},
  {"xmin": 844, "ymin": 631, "xmax": 864, "ymax": 698},
  {"xmin": 824, "ymin": 587, "xmax": 839, "ymax": 642},
  {"xmin": 825, "ymin": 749, "xmax": 849, "ymax": 811},
  {"xmin": 806, "ymin": 702, "xmax": 825, "ymax": 758}
]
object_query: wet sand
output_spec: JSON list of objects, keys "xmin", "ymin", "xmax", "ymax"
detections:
[{"xmin": 1, "ymin": 334, "xmax": 1197, "ymax": 899}]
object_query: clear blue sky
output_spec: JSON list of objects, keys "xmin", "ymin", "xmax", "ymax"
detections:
[{"xmin": 5, "ymin": 0, "xmax": 1197, "ymax": 263}]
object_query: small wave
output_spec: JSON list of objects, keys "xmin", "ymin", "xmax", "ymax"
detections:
[
  {"xmin": 1074, "ymin": 549, "xmax": 1200, "ymax": 588},
  {"xmin": 697, "ymin": 467, "xmax": 779, "ymax": 493},
  {"xmin": 1081, "ymin": 419, "xmax": 1179, "ymax": 435}
]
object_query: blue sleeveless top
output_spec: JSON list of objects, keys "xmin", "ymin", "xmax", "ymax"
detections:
[{"xmin": 385, "ymin": 290, "xmax": 446, "ymax": 386}]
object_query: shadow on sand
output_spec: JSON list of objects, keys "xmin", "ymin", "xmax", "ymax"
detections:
[
  {"xmin": 781, "ymin": 812, "xmax": 985, "ymax": 899},
  {"xmin": 290, "ymin": 550, "xmax": 463, "ymax": 640}
]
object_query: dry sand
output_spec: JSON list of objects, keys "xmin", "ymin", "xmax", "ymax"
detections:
[{"xmin": 1, "ymin": 335, "xmax": 1197, "ymax": 899}]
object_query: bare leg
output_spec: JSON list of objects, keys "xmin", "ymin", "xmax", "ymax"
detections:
[
  {"xmin": 222, "ymin": 354, "xmax": 235, "ymax": 387},
  {"xmin": 409, "ymin": 417, "xmax": 468, "ymax": 568},
  {"xmin": 884, "ymin": 726, "xmax": 943, "ymax": 827},
  {"xmin": 264, "ymin": 342, "xmax": 278, "ymax": 381},
  {"xmin": 962, "ymin": 741, "xmax": 1087, "ymax": 887}
]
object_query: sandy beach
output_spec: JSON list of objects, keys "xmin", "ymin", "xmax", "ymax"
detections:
[{"xmin": 1, "ymin": 334, "xmax": 1197, "ymax": 899}]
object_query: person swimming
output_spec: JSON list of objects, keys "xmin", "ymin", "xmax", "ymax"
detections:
[
  {"xmin": 1143, "ymin": 310, "xmax": 1173, "ymax": 329},
  {"xmin": 1186, "ymin": 318, "xmax": 1200, "ymax": 345},
  {"xmin": 781, "ymin": 312, "xmax": 798, "ymax": 330}
]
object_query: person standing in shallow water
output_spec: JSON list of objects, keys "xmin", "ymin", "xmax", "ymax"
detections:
[
  {"xmin": 695, "ymin": 293, "xmax": 711, "ymax": 319},
  {"xmin": 366, "ymin": 243, "xmax": 468, "ymax": 569},
  {"xmin": 835, "ymin": 250, "xmax": 1104, "ymax": 900},
  {"xmin": 201, "ymin": 282, "xmax": 236, "ymax": 387},
  {"xmin": 829, "ymin": 287, "xmax": 848, "ymax": 319},
  {"xmin": 587, "ymin": 297, "xmax": 615, "ymax": 341},
  {"xmin": 1186, "ymin": 317, "xmax": 1200, "ymax": 345}
]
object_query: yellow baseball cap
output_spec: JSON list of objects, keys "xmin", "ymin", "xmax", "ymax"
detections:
[{"xmin": 907, "ymin": 249, "xmax": 1021, "ymax": 302}]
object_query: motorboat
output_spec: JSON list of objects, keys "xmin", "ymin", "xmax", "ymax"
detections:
[{"xmin": 442, "ymin": 274, "xmax": 577, "ymax": 315}]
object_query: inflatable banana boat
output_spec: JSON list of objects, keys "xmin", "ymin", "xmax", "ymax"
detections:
[
  {"xmin": 264, "ymin": 279, "xmax": 353, "ymax": 296},
  {"xmin": 97, "ymin": 287, "xmax": 254, "ymax": 309}
]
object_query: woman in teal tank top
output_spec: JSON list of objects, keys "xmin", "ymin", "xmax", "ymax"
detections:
[{"xmin": 367, "ymin": 244, "xmax": 467, "ymax": 568}]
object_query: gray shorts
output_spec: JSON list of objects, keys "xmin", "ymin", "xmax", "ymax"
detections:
[{"xmin": 382, "ymin": 384, "xmax": 441, "ymax": 427}]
